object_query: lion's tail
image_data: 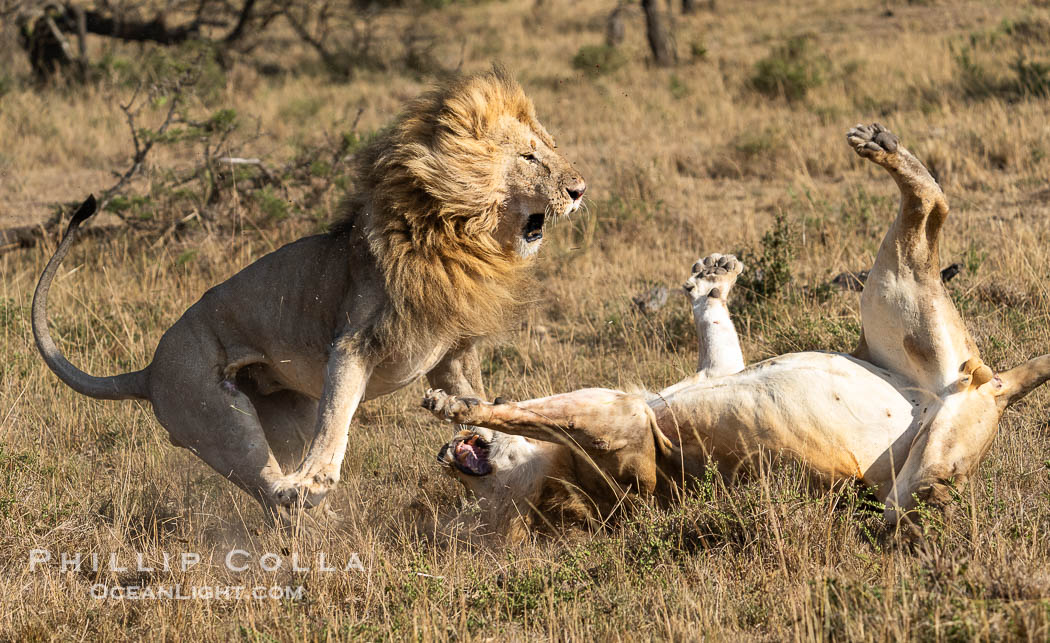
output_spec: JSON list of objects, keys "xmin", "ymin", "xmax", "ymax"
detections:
[
  {"xmin": 994, "ymin": 354, "xmax": 1050, "ymax": 410},
  {"xmin": 32, "ymin": 196, "xmax": 149, "ymax": 401}
]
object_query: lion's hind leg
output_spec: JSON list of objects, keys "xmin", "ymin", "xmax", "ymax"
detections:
[
  {"xmin": 847, "ymin": 123, "xmax": 983, "ymax": 392},
  {"xmin": 238, "ymin": 382, "xmax": 318, "ymax": 474},
  {"xmin": 152, "ymin": 373, "xmax": 291, "ymax": 525},
  {"xmin": 847, "ymin": 122, "xmax": 948, "ymax": 252}
]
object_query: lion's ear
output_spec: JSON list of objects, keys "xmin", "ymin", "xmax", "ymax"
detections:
[
  {"xmin": 490, "ymin": 62, "xmax": 516, "ymax": 87},
  {"xmin": 474, "ymin": 200, "xmax": 504, "ymax": 236},
  {"xmin": 532, "ymin": 121, "xmax": 557, "ymax": 149}
]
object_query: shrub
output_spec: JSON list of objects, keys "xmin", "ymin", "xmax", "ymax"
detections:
[
  {"xmin": 254, "ymin": 186, "xmax": 290, "ymax": 223},
  {"xmin": 572, "ymin": 44, "xmax": 627, "ymax": 76},
  {"xmin": 97, "ymin": 40, "xmax": 226, "ymax": 104},
  {"xmin": 749, "ymin": 35, "xmax": 827, "ymax": 101},
  {"xmin": 954, "ymin": 45, "xmax": 1050, "ymax": 99},
  {"xmin": 736, "ymin": 209, "xmax": 797, "ymax": 301},
  {"xmin": 1010, "ymin": 53, "xmax": 1050, "ymax": 97},
  {"xmin": 690, "ymin": 40, "xmax": 708, "ymax": 61},
  {"xmin": 951, "ymin": 20, "xmax": 1050, "ymax": 100}
]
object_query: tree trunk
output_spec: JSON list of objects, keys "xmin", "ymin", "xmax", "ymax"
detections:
[
  {"xmin": 606, "ymin": 4, "xmax": 626, "ymax": 47},
  {"xmin": 642, "ymin": 0, "xmax": 676, "ymax": 66}
]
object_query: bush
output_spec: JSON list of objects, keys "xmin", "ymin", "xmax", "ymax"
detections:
[
  {"xmin": 953, "ymin": 44, "xmax": 996, "ymax": 98},
  {"xmin": 749, "ymin": 35, "xmax": 827, "ymax": 101},
  {"xmin": 572, "ymin": 44, "xmax": 627, "ymax": 76},
  {"xmin": 954, "ymin": 45, "xmax": 1050, "ymax": 100},
  {"xmin": 254, "ymin": 186, "xmax": 290, "ymax": 223},
  {"xmin": 951, "ymin": 19, "xmax": 1050, "ymax": 100},
  {"xmin": 96, "ymin": 40, "xmax": 226, "ymax": 104},
  {"xmin": 736, "ymin": 209, "xmax": 797, "ymax": 301},
  {"xmin": 1010, "ymin": 53, "xmax": 1050, "ymax": 97}
]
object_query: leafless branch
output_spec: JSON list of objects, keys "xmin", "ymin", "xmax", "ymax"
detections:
[
  {"xmin": 223, "ymin": 0, "xmax": 256, "ymax": 44},
  {"xmin": 100, "ymin": 86, "xmax": 182, "ymax": 216},
  {"xmin": 282, "ymin": 7, "xmax": 352, "ymax": 78}
]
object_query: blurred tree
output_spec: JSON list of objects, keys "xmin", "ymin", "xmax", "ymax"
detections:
[
  {"xmin": 12, "ymin": 0, "xmax": 384, "ymax": 83},
  {"xmin": 606, "ymin": 3, "xmax": 626, "ymax": 47},
  {"xmin": 16, "ymin": 3, "xmax": 87, "ymax": 82},
  {"xmin": 641, "ymin": 0, "xmax": 677, "ymax": 66}
]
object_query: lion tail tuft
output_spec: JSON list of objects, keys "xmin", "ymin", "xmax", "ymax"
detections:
[{"xmin": 32, "ymin": 195, "xmax": 150, "ymax": 401}]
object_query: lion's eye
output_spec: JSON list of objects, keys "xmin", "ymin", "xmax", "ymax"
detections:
[{"xmin": 521, "ymin": 153, "xmax": 538, "ymax": 162}]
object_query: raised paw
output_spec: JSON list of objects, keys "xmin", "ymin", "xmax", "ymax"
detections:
[
  {"xmin": 271, "ymin": 470, "xmax": 338, "ymax": 509},
  {"xmin": 847, "ymin": 122, "xmax": 899, "ymax": 163},
  {"xmin": 422, "ymin": 388, "xmax": 481, "ymax": 423},
  {"xmin": 684, "ymin": 253, "xmax": 744, "ymax": 301}
]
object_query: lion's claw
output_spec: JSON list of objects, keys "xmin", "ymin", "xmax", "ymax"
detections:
[
  {"xmin": 422, "ymin": 389, "xmax": 479, "ymax": 423},
  {"xmin": 272, "ymin": 470, "xmax": 338, "ymax": 508},
  {"xmin": 423, "ymin": 388, "xmax": 451, "ymax": 416}
]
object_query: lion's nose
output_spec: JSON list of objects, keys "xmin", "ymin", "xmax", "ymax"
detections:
[
  {"xmin": 566, "ymin": 181, "xmax": 586, "ymax": 201},
  {"xmin": 436, "ymin": 442, "xmax": 451, "ymax": 464}
]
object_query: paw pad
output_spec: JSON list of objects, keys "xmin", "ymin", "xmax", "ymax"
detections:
[
  {"xmin": 685, "ymin": 253, "xmax": 744, "ymax": 300},
  {"xmin": 847, "ymin": 122, "xmax": 899, "ymax": 158}
]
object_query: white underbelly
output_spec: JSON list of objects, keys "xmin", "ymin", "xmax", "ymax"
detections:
[
  {"xmin": 664, "ymin": 351, "xmax": 933, "ymax": 483},
  {"xmin": 364, "ymin": 344, "xmax": 449, "ymax": 400}
]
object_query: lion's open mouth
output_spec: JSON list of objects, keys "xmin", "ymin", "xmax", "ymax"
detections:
[
  {"xmin": 437, "ymin": 433, "xmax": 492, "ymax": 476},
  {"xmin": 522, "ymin": 213, "xmax": 545, "ymax": 243}
]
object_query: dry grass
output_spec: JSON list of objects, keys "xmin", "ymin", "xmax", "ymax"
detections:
[{"xmin": 2, "ymin": 0, "xmax": 1050, "ymax": 639}]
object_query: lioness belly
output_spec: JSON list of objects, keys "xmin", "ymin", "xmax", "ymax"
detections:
[{"xmin": 663, "ymin": 352, "xmax": 930, "ymax": 487}]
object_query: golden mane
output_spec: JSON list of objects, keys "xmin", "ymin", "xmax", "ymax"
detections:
[{"xmin": 333, "ymin": 68, "xmax": 556, "ymax": 352}]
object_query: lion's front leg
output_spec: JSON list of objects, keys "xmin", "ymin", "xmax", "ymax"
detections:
[
  {"xmin": 684, "ymin": 253, "xmax": 746, "ymax": 378},
  {"xmin": 272, "ymin": 336, "xmax": 370, "ymax": 509},
  {"xmin": 422, "ymin": 387, "xmax": 666, "ymax": 458},
  {"xmin": 426, "ymin": 339, "xmax": 485, "ymax": 398},
  {"xmin": 426, "ymin": 339, "xmax": 489, "ymax": 438}
]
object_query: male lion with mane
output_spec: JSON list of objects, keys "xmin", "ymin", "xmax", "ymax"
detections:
[{"xmin": 33, "ymin": 68, "xmax": 586, "ymax": 522}]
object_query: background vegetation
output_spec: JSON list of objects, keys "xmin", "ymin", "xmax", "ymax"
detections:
[{"xmin": 1, "ymin": 0, "xmax": 1049, "ymax": 639}]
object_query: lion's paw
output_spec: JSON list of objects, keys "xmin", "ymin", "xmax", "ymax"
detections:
[
  {"xmin": 847, "ymin": 122, "xmax": 899, "ymax": 164},
  {"xmin": 684, "ymin": 253, "xmax": 744, "ymax": 301},
  {"xmin": 272, "ymin": 470, "xmax": 338, "ymax": 509},
  {"xmin": 422, "ymin": 389, "xmax": 480, "ymax": 423}
]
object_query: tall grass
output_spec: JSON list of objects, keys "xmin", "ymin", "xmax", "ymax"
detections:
[{"xmin": 1, "ymin": 0, "xmax": 1050, "ymax": 639}]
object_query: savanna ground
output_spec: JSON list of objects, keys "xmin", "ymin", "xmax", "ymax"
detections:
[{"xmin": 1, "ymin": 0, "xmax": 1050, "ymax": 639}]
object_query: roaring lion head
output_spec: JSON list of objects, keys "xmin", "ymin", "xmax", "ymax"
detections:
[{"xmin": 334, "ymin": 68, "xmax": 585, "ymax": 351}]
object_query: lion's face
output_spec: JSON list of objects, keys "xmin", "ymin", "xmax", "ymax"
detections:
[
  {"xmin": 436, "ymin": 427, "xmax": 546, "ymax": 500},
  {"xmin": 492, "ymin": 116, "xmax": 586, "ymax": 257},
  {"xmin": 339, "ymin": 68, "xmax": 584, "ymax": 348}
]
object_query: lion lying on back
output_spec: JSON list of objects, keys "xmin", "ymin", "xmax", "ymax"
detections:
[
  {"xmin": 425, "ymin": 123, "xmax": 1050, "ymax": 541},
  {"xmin": 33, "ymin": 68, "xmax": 585, "ymax": 523}
]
